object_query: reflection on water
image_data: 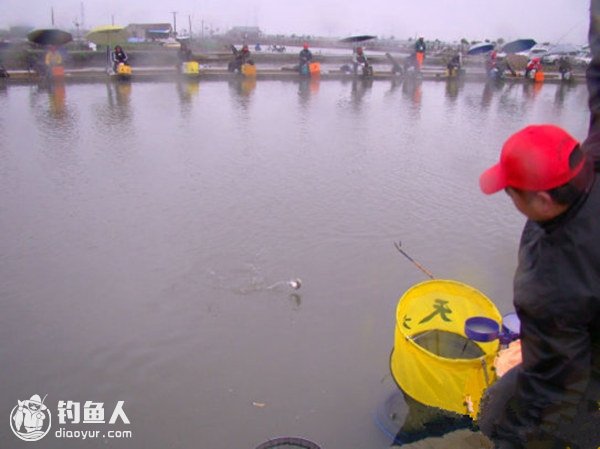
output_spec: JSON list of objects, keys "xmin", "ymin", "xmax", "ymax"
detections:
[
  {"xmin": 402, "ymin": 76, "xmax": 423, "ymax": 109},
  {"xmin": 176, "ymin": 79, "xmax": 200, "ymax": 117},
  {"xmin": 297, "ymin": 77, "xmax": 320, "ymax": 107},
  {"xmin": 350, "ymin": 77, "xmax": 373, "ymax": 107},
  {"xmin": 386, "ymin": 78, "xmax": 403, "ymax": 96},
  {"xmin": 93, "ymin": 81, "xmax": 133, "ymax": 134},
  {"xmin": 334, "ymin": 78, "xmax": 374, "ymax": 115},
  {"xmin": 0, "ymin": 79, "xmax": 589, "ymax": 449},
  {"xmin": 48, "ymin": 81, "xmax": 67, "ymax": 117},
  {"xmin": 481, "ymin": 80, "xmax": 500, "ymax": 109},
  {"xmin": 478, "ymin": 79, "xmax": 549, "ymax": 113},
  {"xmin": 554, "ymin": 81, "xmax": 577, "ymax": 109},
  {"xmin": 177, "ymin": 79, "xmax": 200, "ymax": 102},
  {"xmin": 228, "ymin": 77, "xmax": 257, "ymax": 112},
  {"xmin": 113, "ymin": 80, "xmax": 133, "ymax": 106},
  {"xmin": 445, "ymin": 78, "xmax": 464, "ymax": 102},
  {"xmin": 30, "ymin": 81, "xmax": 78, "ymax": 144},
  {"xmin": 522, "ymin": 80, "xmax": 544, "ymax": 99}
]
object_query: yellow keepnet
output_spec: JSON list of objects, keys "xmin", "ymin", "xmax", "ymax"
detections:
[{"xmin": 390, "ymin": 279, "xmax": 502, "ymax": 418}]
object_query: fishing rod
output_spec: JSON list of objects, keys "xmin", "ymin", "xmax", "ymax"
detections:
[
  {"xmin": 393, "ymin": 241, "xmax": 434, "ymax": 279},
  {"xmin": 555, "ymin": 18, "xmax": 586, "ymax": 45}
]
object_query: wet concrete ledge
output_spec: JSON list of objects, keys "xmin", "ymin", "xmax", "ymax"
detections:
[{"xmin": 0, "ymin": 67, "xmax": 585, "ymax": 85}]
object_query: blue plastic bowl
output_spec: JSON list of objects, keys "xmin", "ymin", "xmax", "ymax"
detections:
[
  {"xmin": 502, "ymin": 312, "xmax": 520, "ymax": 336},
  {"xmin": 464, "ymin": 316, "xmax": 500, "ymax": 342}
]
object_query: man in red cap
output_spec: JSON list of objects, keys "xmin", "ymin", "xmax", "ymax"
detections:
[
  {"xmin": 414, "ymin": 37, "xmax": 426, "ymax": 70},
  {"xmin": 298, "ymin": 42, "xmax": 313, "ymax": 75},
  {"xmin": 352, "ymin": 46, "xmax": 372, "ymax": 76},
  {"xmin": 228, "ymin": 44, "xmax": 252, "ymax": 73},
  {"xmin": 477, "ymin": 40, "xmax": 600, "ymax": 449}
]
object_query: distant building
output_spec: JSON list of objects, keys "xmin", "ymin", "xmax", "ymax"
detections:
[
  {"xmin": 127, "ymin": 23, "xmax": 173, "ymax": 41},
  {"xmin": 226, "ymin": 26, "xmax": 262, "ymax": 42},
  {"xmin": 8, "ymin": 25, "xmax": 34, "ymax": 39}
]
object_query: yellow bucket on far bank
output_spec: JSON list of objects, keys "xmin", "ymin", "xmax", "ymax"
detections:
[
  {"xmin": 309, "ymin": 62, "xmax": 320, "ymax": 75},
  {"xmin": 116, "ymin": 63, "xmax": 132, "ymax": 76},
  {"xmin": 534, "ymin": 70, "xmax": 545, "ymax": 83},
  {"xmin": 390, "ymin": 279, "xmax": 502, "ymax": 418},
  {"xmin": 183, "ymin": 61, "xmax": 200, "ymax": 75},
  {"xmin": 241, "ymin": 63, "xmax": 257, "ymax": 77}
]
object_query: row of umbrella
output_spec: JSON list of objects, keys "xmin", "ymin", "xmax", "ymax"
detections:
[
  {"xmin": 467, "ymin": 39, "xmax": 537, "ymax": 55},
  {"xmin": 336, "ymin": 36, "xmax": 538, "ymax": 56},
  {"xmin": 26, "ymin": 31, "xmax": 379, "ymax": 45},
  {"xmin": 26, "ymin": 29, "xmax": 539, "ymax": 59},
  {"xmin": 338, "ymin": 36, "xmax": 539, "ymax": 57},
  {"xmin": 27, "ymin": 26, "xmax": 129, "ymax": 46},
  {"xmin": 26, "ymin": 30, "xmax": 378, "ymax": 48},
  {"xmin": 337, "ymin": 36, "xmax": 538, "ymax": 56}
]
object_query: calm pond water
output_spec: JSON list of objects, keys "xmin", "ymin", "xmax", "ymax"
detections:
[{"xmin": 0, "ymin": 77, "xmax": 589, "ymax": 449}]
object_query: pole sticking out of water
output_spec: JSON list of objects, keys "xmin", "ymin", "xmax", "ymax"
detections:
[
  {"xmin": 267, "ymin": 278, "xmax": 302, "ymax": 290},
  {"xmin": 393, "ymin": 241, "xmax": 435, "ymax": 279}
]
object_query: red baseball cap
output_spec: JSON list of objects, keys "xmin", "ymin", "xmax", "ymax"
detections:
[{"xmin": 479, "ymin": 124, "xmax": 583, "ymax": 194}]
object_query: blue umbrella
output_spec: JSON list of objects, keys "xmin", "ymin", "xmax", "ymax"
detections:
[
  {"xmin": 467, "ymin": 42, "xmax": 495, "ymax": 55},
  {"xmin": 501, "ymin": 39, "xmax": 536, "ymax": 54}
]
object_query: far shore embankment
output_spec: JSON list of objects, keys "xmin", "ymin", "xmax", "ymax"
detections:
[{"xmin": 0, "ymin": 41, "xmax": 586, "ymax": 84}]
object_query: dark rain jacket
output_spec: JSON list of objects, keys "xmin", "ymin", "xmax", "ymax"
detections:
[
  {"xmin": 178, "ymin": 46, "xmax": 193, "ymax": 63},
  {"xmin": 111, "ymin": 49, "xmax": 128, "ymax": 65},
  {"xmin": 492, "ymin": 170, "xmax": 600, "ymax": 446},
  {"xmin": 415, "ymin": 39, "xmax": 426, "ymax": 53},
  {"xmin": 587, "ymin": 0, "xmax": 600, "ymax": 169},
  {"xmin": 353, "ymin": 52, "xmax": 368, "ymax": 65},
  {"xmin": 299, "ymin": 49, "xmax": 313, "ymax": 65},
  {"xmin": 490, "ymin": 2, "xmax": 600, "ymax": 445},
  {"xmin": 237, "ymin": 49, "xmax": 250, "ymax": 64}
]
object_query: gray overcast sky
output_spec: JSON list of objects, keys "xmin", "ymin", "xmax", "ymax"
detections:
[{"xmin": 2, "ymin": 0, "xmax": 590, "ymax": 44}]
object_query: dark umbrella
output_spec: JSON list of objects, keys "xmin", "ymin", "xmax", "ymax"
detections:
[
  {"xmin": 27, "ymin": 28, "xmax": 73, "ymax": 46},
  {"xmin": 339, "ymin": 35, "xmax": 377, "ymax": 43},
  {"xmin": 467, "ymin": 42, "xmax": 495, "ymax": 55},
  {"xmin": 501, "ymin": 39, "xmax": 536, "ymax": 54}
]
